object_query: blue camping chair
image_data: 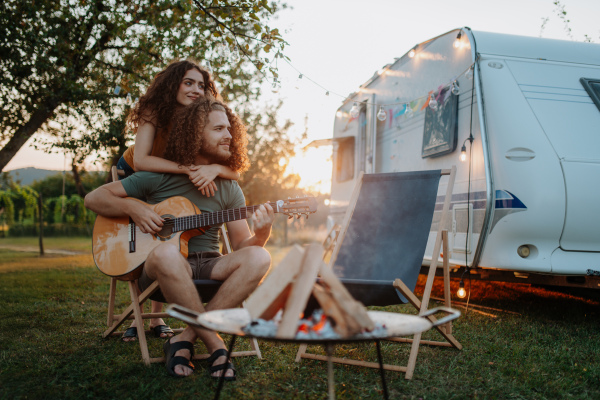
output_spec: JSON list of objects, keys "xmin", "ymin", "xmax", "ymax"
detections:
[{"xmin": 296, "ymin": 168, "xmax": 462, "ymax": 379}]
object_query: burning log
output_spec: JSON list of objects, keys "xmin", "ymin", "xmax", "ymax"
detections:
[{"xmin": 245, "ymin": 242, "xmax": 375, "ymax": 339}]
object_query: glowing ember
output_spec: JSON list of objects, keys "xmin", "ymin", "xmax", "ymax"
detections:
[{"xmin": 242, "ymin": 309, "xmax": 388, "ymax": 340}]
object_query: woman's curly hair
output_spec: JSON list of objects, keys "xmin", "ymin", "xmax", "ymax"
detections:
[
  {"xmin": 164, "ymin": 98, "xmax": 250, "ymax": 173},
  {"xmin": 125, "ymin": 59, "xmax": 219, "ymax": 131}
]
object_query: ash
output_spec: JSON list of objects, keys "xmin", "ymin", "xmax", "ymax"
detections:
[{"xmin": 242, "ymin": 309, "xmax": 388, "ymax": 340}]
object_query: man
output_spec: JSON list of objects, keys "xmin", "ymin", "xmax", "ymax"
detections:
[{"xmin": 85, "ymin": 98, "xmax": 273, "ymax": 379}]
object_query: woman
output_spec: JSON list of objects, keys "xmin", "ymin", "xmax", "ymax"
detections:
[{"xmin": 118, "ymin": 59, "xmax": 239, "ymax": 341}]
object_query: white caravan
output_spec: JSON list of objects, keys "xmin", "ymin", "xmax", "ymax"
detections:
[{"xmin": 325, "ymin": 28, "xmax": 600, "ymax": 288}]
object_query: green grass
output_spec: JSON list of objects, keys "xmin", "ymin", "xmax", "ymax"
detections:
[{"xmin": 1, "ymin": 238, "xmax": 599, "ymax": 399}]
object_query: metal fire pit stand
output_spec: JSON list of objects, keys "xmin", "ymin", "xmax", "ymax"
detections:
[
  {"xmin": 214, "ymin": 334, "xmax": 389, "ymax": 400},
  {"xmin": 166, "ymin": 306, "xmax": 460, "ymax": 400}
]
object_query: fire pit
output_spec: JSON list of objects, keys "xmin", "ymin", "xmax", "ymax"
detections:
[{"xmin": 167, "ymin": 304, "xmax": 459, "ymax": 399}]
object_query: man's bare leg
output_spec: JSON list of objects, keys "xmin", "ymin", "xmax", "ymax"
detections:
[
  {"xmin": 144, "ymin": 244, "xmax": 270, "ymax": 377},
  {"xmin": 201, "ymin": 246, "xmax": 271, "ymax": 377}
]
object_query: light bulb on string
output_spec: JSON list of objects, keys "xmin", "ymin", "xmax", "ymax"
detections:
[
  {"xmin": 377, "ymin": 106, "xmax": 387, "ymax": 121},
  {"xmin": 457, "ymin": 280, "xmax": 467, "ymax": 299},
  {"xmin": 229, "ymin": 46, "xmax": 240, "ymax": 63},
  {"xmin": 466, "ymin": 66, "xmax": 474, "ymax": 80},
  {"xmin": 203, "ymin": 59, "xmax": 213, "ymax": 74},
  {"xmin": 271, "ymin": 78, "xmax": 281, "ymax": 94},
  {"xmin": 217, "ymin": 42, "xmax": 230, "ymax": 58},
  {"xmin": 453, "ymin": 31, "xmax": 463, "ymax": 49},
  {"xmin": 429, "ymin": 93, "xmax": 438, "ymax": 111},
  {"xmin": 350, "ymin": 102, "xmax": 360, "ymax": 118},
  {"xmin": 126, "ymin": 93, "xmax": 132, "ymax": 105},
  {"xmin": 451, "ymin": 81, "xmax": 460, "ymax": 95},
  {"xmin": 325, "ymin": 91, "xmax": 329, "ymax": 96},
  {"xmin": 408, "ymin": 47, "xmax": 416, "ymax": 58},
  {"xmin": 460, "ymin": 144, "xmax": 467, "ymax": 162}
]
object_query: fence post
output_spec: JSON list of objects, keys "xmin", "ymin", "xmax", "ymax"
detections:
[{"xmin": 38, "ymin": 193, "xmax": 44, "ymax": 256}]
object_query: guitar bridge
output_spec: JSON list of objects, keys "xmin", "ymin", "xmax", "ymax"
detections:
[{"xmin": 128, "ymin": 217, "xmax": 136, "ymax": 253}]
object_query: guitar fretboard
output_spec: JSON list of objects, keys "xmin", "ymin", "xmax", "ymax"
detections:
[{"xmin": 170, "ymin": 202, "xmax": 278, "ymax": 232}]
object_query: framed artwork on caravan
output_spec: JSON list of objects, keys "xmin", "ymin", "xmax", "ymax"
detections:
[{"xmin": 421, "ymin": 89, "xmax": 459, "ymax": 158}]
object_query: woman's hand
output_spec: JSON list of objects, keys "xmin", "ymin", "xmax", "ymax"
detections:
[{"xmin": 188, "ymin": 165, "xmax": 219, "ymax": 197}]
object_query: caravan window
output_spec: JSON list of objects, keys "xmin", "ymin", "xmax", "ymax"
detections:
[
  {"xmin": 580, "ymin": 78, "xmax": 600, "ymax": 112},
  {"xmin": 335, "ymin": 137, "xmax": 355, "ymax": 182}
]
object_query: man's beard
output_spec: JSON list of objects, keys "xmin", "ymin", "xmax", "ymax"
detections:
[{"xmin": 200, "ymin": 141, "xmax": 231, "ymax": 163}]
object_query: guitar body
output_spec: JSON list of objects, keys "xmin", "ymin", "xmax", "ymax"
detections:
[{"xmin": 92, "ymin": 196, "xmax": 205, "ymax": 280}]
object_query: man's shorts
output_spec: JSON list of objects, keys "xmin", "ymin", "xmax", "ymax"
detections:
[{"xmin": 137, "ymin": 251, "xmax": 222, "ymax": 303}]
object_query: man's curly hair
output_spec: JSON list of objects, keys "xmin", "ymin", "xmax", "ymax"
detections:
[
  {"xmin": 125, "ymin": 59, "xmax": 219, "ymax": 131},
  {"xmin": 164, "ymin": 98, "xmax": 250, "ymax": 173}
]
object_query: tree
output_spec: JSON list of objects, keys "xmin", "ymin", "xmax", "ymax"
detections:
[
  {"xmin": 0, "ymin": 0, "xmax": 287, "ymax": 171},
  {"xmin": 238, "ymin": 100, "xmax": 303, "ymax": 205}
]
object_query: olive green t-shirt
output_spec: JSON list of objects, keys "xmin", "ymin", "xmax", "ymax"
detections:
[{"xmin": 121, "ymin": 172, "xmax": 246, "ymax": 253}]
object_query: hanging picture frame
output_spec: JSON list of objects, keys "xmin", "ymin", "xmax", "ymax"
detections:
[{"xmin": 421, "ymin": 88, "xmax": 459, "ymax": 158}]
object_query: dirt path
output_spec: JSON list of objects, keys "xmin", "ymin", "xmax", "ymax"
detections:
[{"xmin": 0, "ymin": 244, "xmax": 86, "ymax": 256}]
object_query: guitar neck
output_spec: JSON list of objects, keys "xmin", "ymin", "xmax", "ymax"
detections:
[{"xmin": 171, "ymin": 202, "xmax": 278, "ymax": 232}]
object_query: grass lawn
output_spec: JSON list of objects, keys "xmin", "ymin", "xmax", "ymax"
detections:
[{"xmin": 1, "ymin": 238, "xmax": 599, "ymax": 399}]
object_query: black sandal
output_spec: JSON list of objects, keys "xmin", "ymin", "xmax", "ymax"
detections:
[
  {"xmin": 121, "ymin": 327, "xmax": 138, "ymax": 342},
  {"xmin": 207, "ymin": 348, "xmax": 236, "ymax": 381},
  {"xmin": 163, "ymin": 339, "xmax": 195, "ymax": 378},
  {"xmin": 152, "ymin": 324, "xmax": 174, "ymax": 338}
]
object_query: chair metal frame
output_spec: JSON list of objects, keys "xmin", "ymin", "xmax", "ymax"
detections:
[{"xmin": 295, "ymin": 167, "xmax": 461, "ymax": 379}]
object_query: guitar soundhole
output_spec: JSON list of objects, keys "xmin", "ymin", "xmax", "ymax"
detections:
[{"xmin": 156, "ymin": 215, "xmax": 175, "ymax": 240}]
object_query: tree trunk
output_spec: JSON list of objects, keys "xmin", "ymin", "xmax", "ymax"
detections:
[
  {"xmin": 71, "ymin": 161, "xmax": 87, "ymax": 197},
  {"xmin": 0, "ymin": 101, "xmax": 59, "ymax": 172}
]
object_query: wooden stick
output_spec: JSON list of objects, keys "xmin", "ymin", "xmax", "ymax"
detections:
[
  {"xmin": 277, "ymin": 243, "xmax": 324, "ymax": 338},
  {"xmin": 245, "ymin": 244, "xmax": 304, "ymax": 319}
]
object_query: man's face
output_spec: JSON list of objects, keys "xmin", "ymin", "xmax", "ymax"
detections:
[
  {"xmin": 200, "ymin": 110, "xmax": 232, "ymax": 162},
  {"xmin": 176, "ymin": 68, "xmax": 205, "ymax": 106}
]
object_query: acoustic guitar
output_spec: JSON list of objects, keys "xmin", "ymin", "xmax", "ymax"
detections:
[{"xmin": 92, "ymin": 196, "xmax": 317, "ymax": 279}]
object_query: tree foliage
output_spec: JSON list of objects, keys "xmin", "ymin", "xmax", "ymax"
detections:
[
  {"xmin": 239, "ymin": 100, "xmax": 303, "ymax": 205},
  {"xmin": 0, "ymin": 0, "xmax": 287, "ymax": 171}
]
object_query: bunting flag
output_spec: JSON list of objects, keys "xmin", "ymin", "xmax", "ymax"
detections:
[{"xmin": 421, "ymin": 91, "xmax": 433, "ymax": 110}]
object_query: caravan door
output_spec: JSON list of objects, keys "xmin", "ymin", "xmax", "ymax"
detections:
[{"xmin": 509, "ymin": 61, "xmax": 600, "ymax": 252}]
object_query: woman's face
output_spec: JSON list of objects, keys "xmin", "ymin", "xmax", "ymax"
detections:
[{"xmin": 176, "ymin": 68, "xmax": 205, "ymax": 106}]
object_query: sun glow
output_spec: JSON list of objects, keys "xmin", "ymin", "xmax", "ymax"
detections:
[{"xmin": 286, "ymin": 146, "xmax": 332, "ymax": 194}]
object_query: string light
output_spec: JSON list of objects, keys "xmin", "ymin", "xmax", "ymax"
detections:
[
  {"xmin": 126, "ymin": 93, "xmax": 132, "ymax": 105},
  {"xmin": 457, "ymin": 280, "xmax": 466, "ymax": 299},
  {"xmin": 408, "ymin": 47, "xmax": 416, "ymax": 58},
  {"xmin": 451, "ymin": 81, "xmax": 460, "ymax": 95},
  {"xmin": 376, "ymin": 106, "xmax": 387, "ymax": 121},
  {"xmin": 217, "ymin": 42, "xmax": 230, "ymax": 58},
  {"xmin": 429, "ymin": 93, "xmax": 438, "ymax": 111},
  {"xmin": 271, "ymin": 78, "xmax": 281, "ymax": 93},
  {"xmin": 203, "ymin": 60, "xmax": 213, "ymax": 74},
  {"xmin": 326, "ymin": 91, "xmax": 329, "ymax": 96},
  {"xmin": 466, "ymin": 66, "xmax": 474, "ymax": 80},
  {"xmin": 453, "ymin": 31, "xmax": 463, "ymax": 49},
  {"xmin": 350, "ymin": 102, "xmax": 360, "ymax": 118},
  {"xmin": 229, "ymin": 46, "xmax": 240, "ymax": 63}
]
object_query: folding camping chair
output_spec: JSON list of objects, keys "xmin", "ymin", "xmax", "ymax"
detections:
[
  {"xmin": 103, "ymin": 166, "xmax": 261, "ymax": 365},
  {"xmin": 295, "ymin": 167, "xmax": 461, "ymax": 379}
]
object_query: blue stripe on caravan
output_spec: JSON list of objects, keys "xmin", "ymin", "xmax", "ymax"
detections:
[{"xmin": 433, "ymin": 190, "xmax": 526, "ymax": 211}]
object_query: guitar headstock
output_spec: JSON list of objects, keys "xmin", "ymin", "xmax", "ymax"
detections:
[{"xmin": 276, "ymin": 197, "xmax": 318, "ymax": 219}]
